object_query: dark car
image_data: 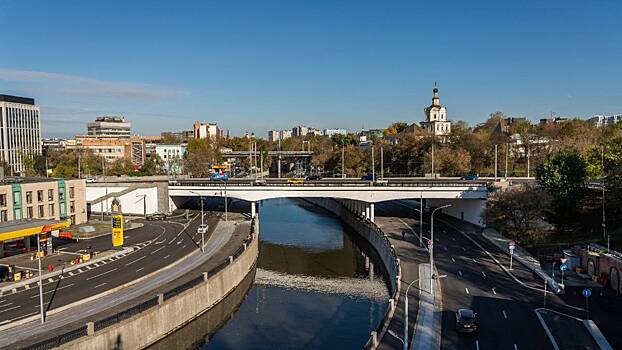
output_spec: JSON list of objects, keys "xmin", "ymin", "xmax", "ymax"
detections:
[
  {"xmin": 361, "ymin": 174, "xmax": 378, "ymax": 181},
  {"xmin": 306, "ymin": 174, "xmax": 322, "ymax": 181},
  {"xmin": 461, "ymin": 174, "xmax": 479, "ymax": 180},
  {"xmin": 455, "ymin": 309, "xmax": 478, "ymax": 333},
  {"xmin": 146, "ymin": 213, "xmax": 167, "ymax": 221}
]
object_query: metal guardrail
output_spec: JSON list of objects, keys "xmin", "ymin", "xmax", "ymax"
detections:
[
  {"xmin": 20, "ymin": 219, "xmax": 257, "ymax": 349},
  {"xmin": 169, "ymin": 180, "xmax": 489, "ymax": 188}
]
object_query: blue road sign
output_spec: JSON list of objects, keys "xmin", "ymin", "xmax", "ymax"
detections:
[
  {"xmin": 582, "ymin": 289, "xmax": 591, "ymax": 298},
  {"xmin": 560, "ymin": 264, "xmax": 568, "ymax": 271}
]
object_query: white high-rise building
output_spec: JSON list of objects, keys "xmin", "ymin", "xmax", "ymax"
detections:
[
  {"xmin": 87, "ymin": 116, "xmax": 131, "ymax": 138},
  {"xmin": 0, "ymin": 95, "xmax": 42, "ymax": 175},
  {"xmin": 588, "ymin": 115, "xmax": 621, "ymax": 128},
  {"xmin": 421, "ymin": 83, "xmax": 451, "ymax": 138},
  {"xmin": 193, "ymin": 121, "xmax": 220, "ymax": 140}
]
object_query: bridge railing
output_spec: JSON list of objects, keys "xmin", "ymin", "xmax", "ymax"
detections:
[
  {"xmin": 21, "ymin": 218, "xmax": 258, "ymax": 350},
  {"xmin": 169, "ymin": 179, "xmax": 489, "ymax": 188}
]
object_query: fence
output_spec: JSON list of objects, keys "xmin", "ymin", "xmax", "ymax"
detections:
[{"xmin": 21, "ymin": 219, "xmax": 257, "ymax": 350}]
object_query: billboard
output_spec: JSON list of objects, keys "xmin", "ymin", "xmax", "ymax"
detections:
[{"xmin": 112, "ymin": 215, "xmax": 124, "ymax": 247}]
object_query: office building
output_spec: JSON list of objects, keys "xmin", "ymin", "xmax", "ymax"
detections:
[
  {"xmin": 155, "ymin": 144, "xmax": 187, "ymax": 175},
  {"xmin": 87, "ymin": 116, "xmax": 131, "ymax": 138},
  {"xmin": 323, "ymin": 128, "xmax": 347, "ymax": 137},
  {"xmin": 193, "ymin": 121, "xmax": 220, "ymax": 140},
  {"xmin": 588, "ymin": 115, "xmax": 621, "ymax": 128},
  {"xmin": 268, "ymin": 130, "xmax": 293, "ymax": 142},
  {"xmin": 292, "ymin": 125, "xmax": 309, "ymax": 137},
  {"xmin": 0, "ymin": 95, "xmax": 43, "ymax": 175},
  {"xmin": 421, "ymin": 83, "xmax": 451, "ymax": 137},
  {"xmin": 69, "ymin": 136, "xmax": 145, "ymax": 167}
]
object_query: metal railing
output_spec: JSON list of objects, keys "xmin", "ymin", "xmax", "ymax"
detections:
[
  {"xmin": 20, "ymin": 219, "xmax": 257, "ymax": 349},
  {"xmin": 170, "ymin": 180, "xmax": 489, "ymax": 188}
]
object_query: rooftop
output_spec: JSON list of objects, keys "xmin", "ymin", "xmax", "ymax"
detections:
[{"xmin": 0, "ymin": 94, "xmax": 35, "ymax": 105}]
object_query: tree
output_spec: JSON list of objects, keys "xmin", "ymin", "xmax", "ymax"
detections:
[
  {"xmin": 422, "ymin": 146, "xmax": 471, "ymax": 176},
  {"xmin": 383, "ymin": 122, "xmax": 408, "ymax": 137},
  {"xmin": 185, "ymin": 138, "xmax": 221, "ymax": 177},
  {"xmin": 484, "ymin": 184, "xmax": 552, "ymax": 245}
]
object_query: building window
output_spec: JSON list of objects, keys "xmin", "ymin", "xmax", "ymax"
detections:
[
  {"xmin": 48, "ymin": 189, "xmax": 54, "ymax": 201},
  {"xmin": 69, "ymin": 201, "xmax": 75, "ymax": 213},
  {"xmin": 0, "ymin": 210, "xmax": 7, "ymax": 222},
  {"xmin": 14, "ymin": 209, "xmax": 22, "ymax": 220},
  {"xmin": 38, "ymin": 205, "xmax": 44, "ymax": 218},
  {"xmin": 13, "ymin": 192, "xmax": 20, "ymax": 206},
  {"xmin": 48, "ymin": 204, "xmax": 54, "ymax": 216},
  {"xmin": 59, "ymin": 188, "xmax": 65, "ymax": 201},
  {"xmin": 0, "ymin": 194, "xmax": 6, "ymax": 207},
  {"xmin": 26, "ymin": 206, "xmax": 33, "ymax": 219},
  {"xmin": 26, "ymin": 191, "xmax": 32, "ymax": 204},
  {"xmin": 69, "ymin": 187, "xmax": 74, "ymax": 199},
  {"xmin": 70, "ymin": 215, "xmax": 76, "ymax": 225},
  {"xmin": 37, "ymin": 190, "xmax": 43, "ymax": 202}
]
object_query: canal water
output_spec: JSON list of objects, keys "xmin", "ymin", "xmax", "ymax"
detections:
[{"xmin": 154, "ymin": 198, "xmax": 390, "ymax": 350}]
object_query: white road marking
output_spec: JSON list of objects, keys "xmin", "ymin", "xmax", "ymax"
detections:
[
  {"xmin": 0, "ymin": 305, "xmax": 20, "ymax": 313},
  {"xmin": 458, "ymin": 271, "xmax": 463, "ymax": 277},
  {"xmin": 136, "ymin": 267, "xmax": 144, "ymax": 272},
  {"xmin": 68, "ymin": 272, "xmax": 74, "ymax": 276},
  {"xmin": 86, "ymin": 266, "xmax": 92, "ymax": 270},
  {"xmin": 0, "ymin": 302, "xmax": 13, "ymax": 308},
  {"xmin": 481, "ymin": 271, "xmax": 486, "ymax": 277},
  {"xmin": 176, "ymin": 240, "xmax": 182, "ymax": 245},
  {"xmin": 461, "ymin": 247, "xmax": 466, "ymax": 251},
  {"xmin": 476, "ymin": 340, "xmax": 480, "ymax": 350},
  {"xmin": 451, "ymin": 257, "xmax": 456, "ymax": 263},
  {"xmin": 443, "ymin": 246, "xmax": 447, "ymax": 251},
  {"xmin": 125, "ymin": 256, "xmax": 146, "ymax": 266},
  {"xmin": 465, "ymin": 288, "xmax": 470, "ymax": 294},
  {"xmin": 502, "ymin": 310, "xmax": 508, "ymax": 319},
  {"xmin": 163, "ymin": 254, "xmax": 170, "ymax": 259},
  {"xmin": 94, "ymin": 263, "xmax": 100, "ymax": 267},
  {"xmin": 151, "ymin": 246, "xmax": 165, "ymax": 255},
  {"xmin": 93, "ymin": 283, "xmax": 107, "ymax": 289},
  {"xmin": 85, "ymin": 268, "xmax": 118, "ymax": 281},
  {"xmin": 47, "ymin": 278, "xmax": 54, "ymax": 283},
  {"xmin": 182, "ymin": 244, "xmax": 186, "ymax": 249},
  {"xmin": 492, "ymin": 287, "xmax": 497, "ymax": 295},
  {"xmin": 514, "ymin": 344, "xmax": 518, "ymax": 350},
  {"xmin": 24, "ymin": 285, "xmax": 30, "ymax": 290},
  {"xmin": 472, "ymin": 258, "xmax": 477, "ymax": 263},
  {"xmin": 30, "ymin": 283, "xmax": 75, "ymax": 298},
  {"xmin": 452, "ymin": 237, "xmax": 456, "ymax": 241}
]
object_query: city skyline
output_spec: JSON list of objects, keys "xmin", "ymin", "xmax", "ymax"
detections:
[{"xmin": 1, "ymin": 1, "xmax": 620, "ymax": 138}]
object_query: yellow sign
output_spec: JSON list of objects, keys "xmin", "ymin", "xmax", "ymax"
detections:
[{"xmin": 112, "ymin": 215, "xmax": 124, "ymax": 247}]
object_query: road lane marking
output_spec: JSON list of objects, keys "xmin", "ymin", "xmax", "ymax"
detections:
[
  {"xmin": 93, "ymin": 283, "xmax": 107, "ymax": 289},
  {"xmin": 452, "ymin": 237, "xmax": 456, "ymax": 241},
  {"xmin": 461, "ymin": 247, "xmax": 466, "ymax": 251},
  {"xmin": 125, "ymin": 256, "xmax": 146, "ymax": 266},
  {"xmin": 502, "ymin": 310, "xmax": 508, "ymax": 319},
  {"xmin": 481, "ymin": 271, "xmax": 486, "ymax": 277},
  {"xmin": 443, "ymin": 246, "xmax": 447, "ymax": 251},
  {"xmin": 472, "ymin": 258, "xmax": 477, "ymax": 263},
  {"xmin": 85, "ymin": 268, "xmax": 118, "ymax": 281},
  {"xmin": 94, "ymin": 263, "xmax": 100, "ymax": 267},
  {"xmin": 151, "ymin": 246, "xmax": 165, "ymax": 255},
  {"xmin": 476, "ymin": 340, "xmax": 479, "ymax": 350},
  {"xmin": 451, "ymin": 257, "xmax": 456, "ymax": 263},
  {"xmin": 163, "ymin": 254, "xmax": 170, "ymax": 259},
  {"xmin": 176, "ymin": 240, "xmax": 182, "ymax": 245},
  {"xmin": 136, "ymin": 267, "xmax": 144, "ymax": 272},
  {"xmin": 0, "ymin": 305, "xmax": 21, "ymax": 314},
  {"xmin": 86, "ymin": 266, "xmax": 92, "ymax": 270},
  {"xmin": 24, "ymin": 284, "xmax": 29, "ymax": 290},
  {"xmin": 30, "ymin": 283, "xmax": 75, "ymax": 298},
  {"xmin": 68, "ymin": 272, "xmax": 74, "ymax": 276},
  {"xmin": 465, "ymin": 288, "xmax": 470, "ymax": 294},
  {"xmin": 492, "ymin": 287, "xmax": 497, "ymax": 295},
  {"xmin": 458, "ymin": 271, "xmax": 463, "ymax": 277},
  {"xmin": 182, "ymin": 244, "xmax": 186, "ymax": 249},
  {"xmin": 0, "ymin": 302, "xmax": 13, "ymax": 308},
  {"xmin": 47, "ymin": 278, "xmax": 54, "ymax": 283},
  {"xmin": 513, "ymin": 344, "xmax": 518, "ymax": 350}
]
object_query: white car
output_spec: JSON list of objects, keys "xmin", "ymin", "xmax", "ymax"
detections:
[
  {"xmin": 85, "ymin": 177, "xmax": 97, "ymax": 183},
  {"xmin": 197, "ymin": 224, "xmax": 209, "ymax": 234}
]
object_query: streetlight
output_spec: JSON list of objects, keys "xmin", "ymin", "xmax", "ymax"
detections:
[
  {"xmin": 189, "ymin": 190, "xmax": 205, "ymax": 252},
  {"xmin": 430, "ymin": 204, "xmax": 452, "ymax": 293},
  {"xmin": 403, "ymin": 277, "xmax": 419, "ymax": 350},
  {"xmin": 135, "ymin": 194, "xmax": 147, "ymax": 218},
  {"xmin": 387, "ymin": 329, "xmax": 405, "ymax": 348},
  {"xmin": 37, "ymin": 233, "xmax": 44, "ymax": 323}
]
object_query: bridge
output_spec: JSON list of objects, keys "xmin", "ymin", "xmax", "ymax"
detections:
[
  {"xmin": 222, "ymin": 150, "xmax": 313, "ymax": 157},
  {"xmin": 85, "ymin": 177, "xmax": 491, "ymax": 226}
]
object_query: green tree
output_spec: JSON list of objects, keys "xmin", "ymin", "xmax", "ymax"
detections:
[{"xmin": 185, "ymin": 138, "xmax": 221, "ymax": 177}]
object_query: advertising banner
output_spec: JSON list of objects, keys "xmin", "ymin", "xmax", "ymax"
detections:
[{"xmin": 112, "ymin": 215, "xmax": 124, "ymax": 247}]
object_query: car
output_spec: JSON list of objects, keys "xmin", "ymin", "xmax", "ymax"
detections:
[
  {"xmin": 210, "ymin": 172, "xmax": 229, "ymax": 181},
  {"xmin": 287, "ymin": 178, "xmax": 305, "ymax": 185},
  {"xmin": 306, "ymin": 174, "xmax": 322, "ymax": 181},
  {"xmin": 197, "ymin": 224, "xmax": 209, "ymax": 234},
  {"xmin": 85, "ymin": 177, "xmax": 97, "ymax": 183},
  {"xmin": 455, "ymin": 309, "xmax": 478, "ymax": 333},
  {"xmin": 461, "ymin": 174, "xmax": 479, "ymax": 180},
  {"xmin": 146, "ymin": 212, "xmax": 167, "ymax": 221},
  {"xmin": 361, "ymin": 174, "xmax": 378, "ymax": 181}
]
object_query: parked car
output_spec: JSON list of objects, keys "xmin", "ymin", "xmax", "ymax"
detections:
[
  {"xmin": 306, "ymin": 174, "xmax": 322, "ymax": 181},
  {"xmin": 146, "ymin": 212, "xmax": 167, "ymax": 221},
  {"xmin": 85, "ymin": 177, "xmax": 97, "ymax": 183},
  {"xmin": 461, "ymin": 174, "xmax": 479, "ymax": 180},
  {"xmin": 210, "ymin": 172, "xmax": 229, "ymax": 181},
  {"xmin": 197, "ymin": 224, "xmax": 209, "ymax": 234},
  {"xmin": 361, "ymin": 174, "xmax": 378, "ymax": 181},
  {"xmin": 455, "ymin": 309, "xmax": 478, "ymax": 333}
]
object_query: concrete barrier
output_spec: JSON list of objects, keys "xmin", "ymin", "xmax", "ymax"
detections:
[
  {"xmin": 303, "ymin": 198, "xmax": 400, "ymax": 350},
  {"xmin": 61, "ymin": 217, "xmax": 259, "ymax": 350}
]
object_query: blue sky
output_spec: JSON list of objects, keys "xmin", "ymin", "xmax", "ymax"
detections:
[{"xmin": 0, "ymin": 0, "xmax": 620, "ymax": 138}]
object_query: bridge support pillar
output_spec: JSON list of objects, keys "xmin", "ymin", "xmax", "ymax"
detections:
[
  {"xmin": 365, "ymin": 204, "xmax": 370, "ymax": 220},
  {"xmin": 251, "ymin": 201, "xmax": 256, "ymax": 218},
  {"xmin": 369, "ymin": 203, "xmax": 375, "ymax": 223}
]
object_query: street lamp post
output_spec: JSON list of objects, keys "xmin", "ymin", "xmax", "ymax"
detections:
[
  {"xmin": 189, "ymin": 190, "xmax": 205, "ymax": 252},
  {"xmin": 136, "ymin": 194, "xmax": 147, "ymax": 218},
  {"xmin": 403, "ymin": 277, "xmax": 419, "ymax": 350},
  {"xmin": 419, "ymin": 192, "xmax": 423, "ymax": 247},
  {"xmin": 430, "ymin": 204, "xmax": 451, "ymax": 293},
  {"xmin": 371, "ymin": 146, "xmax": 375, "ymax": 180},
  {"xmin": 37, "ymin": 233, "xmax": 44, "ymax": 323}
]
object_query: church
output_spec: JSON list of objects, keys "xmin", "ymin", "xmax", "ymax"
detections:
[{"xmin": 421, "ymin": 83, "xmax": 451, "ymax": 138}]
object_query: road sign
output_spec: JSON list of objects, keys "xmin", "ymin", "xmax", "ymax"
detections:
[
  {"xmin": 509, "ymin": 240, "xmax": 516, "ymax": 250},
  {"xmin": 112, "ymin": 215, "xmax": 124, "ymax": 247},
  {"xmin": 582, "ymin": 289, "xmax": 591, "ymax": 298},
  {"xmin": 427, "ymin": 239, "xmax": 433, "ymax": 247},
  {"xmin": 560, "ymin": 264, "xmax": 568, "ymax": 271}
]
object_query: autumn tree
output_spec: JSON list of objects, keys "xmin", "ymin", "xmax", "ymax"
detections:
[{"xmin": 185, "ymin": 138, "xmax": 221, "ymax": 177}]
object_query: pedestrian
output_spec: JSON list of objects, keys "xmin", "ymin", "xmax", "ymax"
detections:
[{"xmin": 402, "ymin": 230, "xmax": 406, "ymax": 240}]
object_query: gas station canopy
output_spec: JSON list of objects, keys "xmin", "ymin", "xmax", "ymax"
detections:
[{"xmin": 0, "ymin": 219, "xmax": 71, "ymax": 242}]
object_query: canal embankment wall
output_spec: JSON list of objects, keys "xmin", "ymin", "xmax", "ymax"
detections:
[
  {"xmin": 303, "ymin": 198, "xmax": 401, "ymax": 350},
  {"xmin": 60, "ymin": 217, "xmax": 259, "ymax": 350}
]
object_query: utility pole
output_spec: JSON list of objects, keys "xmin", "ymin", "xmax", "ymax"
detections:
[
  {"xmin": 431, "ymin": 143, "xmax": 435, "ymax": 176},
  {"xmin": 602, "ymin": 145, "xmax": 607, "ymax": 250},
  {"xmin": 371, "ymin": 146, "xmax": 375, "ymax": 180},
  {"xmin": 200, "ymin": 198, "xmax": 204, "ymax": 252},
  {"xmin": 430, "ymin": 205, "xmax": 451, "ymax": 293},
  {"xmin": 527, "ymin": 147, "xmax": 531, "ymax": 178},
  {"xmin": 341, "ymin": 145, "xmax": 345, "ymax": 179},
  {"xmin": 380, "ymin": 147, "xmax": 384, "ymax": 180},
  {"xmin": 504, "ymin": 143, "xmax": 509, "ymax": 178},
  {"xmin": 37, "ymin": 233, "xmax": 44, "ymax": 323},
  {"xmin": 494, "ymin": 144, "xmax": 498, "ymax": 181},
  {"xmin": 77, "ymin": 154, "xmax": 81, "ymax": 179},
  {"xmin": 419, "ymin": 192, "xmax": 423, "ymax": 247}
]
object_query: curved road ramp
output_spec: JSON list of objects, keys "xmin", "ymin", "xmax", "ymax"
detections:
[{"xmin": 535, "ymin": 308, "xmax": 612, "ymax": 350}]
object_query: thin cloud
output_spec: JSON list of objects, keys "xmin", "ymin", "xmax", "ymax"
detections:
[{"xmin": 0, "ymin": 68, "xmax": 186, "ymax": 100}]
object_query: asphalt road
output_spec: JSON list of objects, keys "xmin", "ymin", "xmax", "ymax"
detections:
[
  {"xmin": 375, "ymin": 201, "xmax": 556, "ymax": 350},
  {"xmin": 0, "ymin": 211, "xmax": 220, "ymax": 325}
]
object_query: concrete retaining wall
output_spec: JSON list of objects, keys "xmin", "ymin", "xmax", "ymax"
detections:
[
  {"xmin": 304, "ymin": 198, "xmax": 400, "ymax": 349},
  {"xmin": 63, "ymin": 218, "xmax": 259, "ymax": 350}
]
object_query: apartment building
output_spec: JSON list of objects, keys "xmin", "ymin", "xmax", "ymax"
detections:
[
  {"xmin": 193, "ymin": 121, "xmax": 220, "ymax": 140},
  {"xmin": 0, "ymin": 95, "xmax": 43, "ymax": 175},
  {"xmin": 69, "ymin": 136, "xmax": 146, "ymax": 167},
  {"xmin": 87, "ymin": 116, "xmax": 131, "ymax": 138}
]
